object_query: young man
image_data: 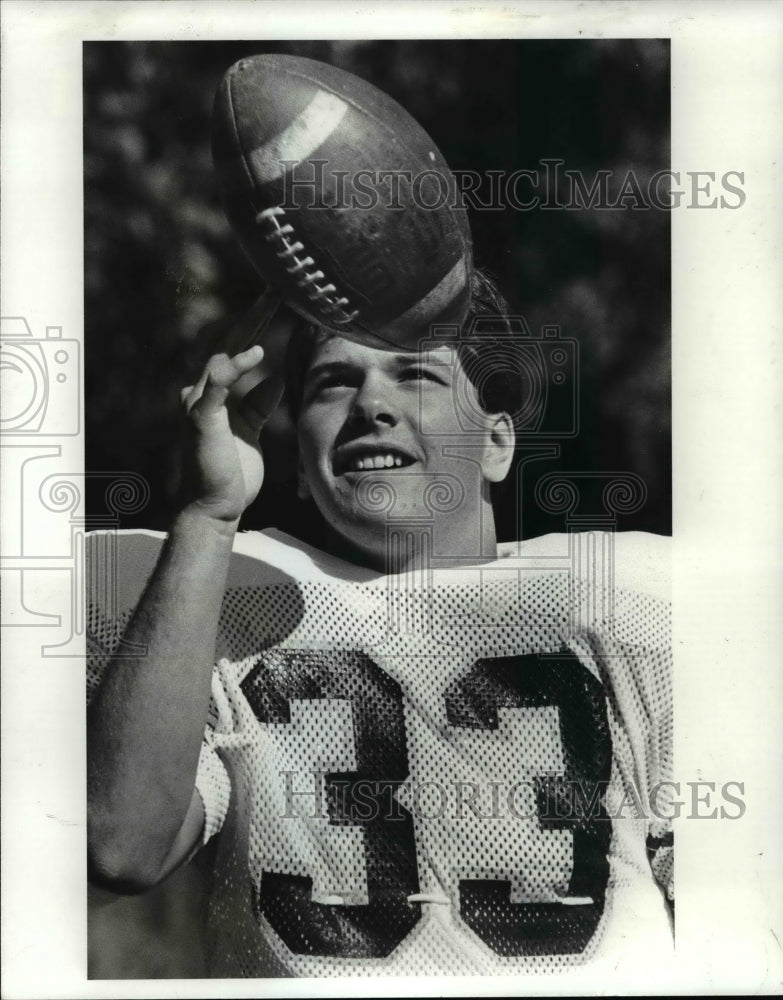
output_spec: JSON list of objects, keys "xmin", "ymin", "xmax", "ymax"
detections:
[{"xmin": 86, "ymin": 273, "xmax": 673, "ymax": 978}]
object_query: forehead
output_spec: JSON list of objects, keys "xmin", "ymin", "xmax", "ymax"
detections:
[{"xmin": 304, "ymin": 332, "xmax": 461, "ymax": 374}]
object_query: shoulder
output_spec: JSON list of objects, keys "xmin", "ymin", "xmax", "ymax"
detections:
[
  {"xmin": 499, "ymin": 530, "xmax": 671, "ymax": 605},
  {"xmin": 84, "ymin": 525, "xmax": 366, "ymax": 600},
  {"xmin": 85, "ymin": 526, "xmax": 166, "ymax": 558},
  {"xmin": 606, "ymin": 530, "xmax": 671, "ymax": 605}
]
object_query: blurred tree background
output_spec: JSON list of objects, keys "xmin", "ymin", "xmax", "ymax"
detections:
[
  {"xmin": 85, "ymin": 38, "xmax": 670, "ymax": 542},
  {"xmin": 84, "ymin": 39, "xmax": 670, "ymax": 978}
]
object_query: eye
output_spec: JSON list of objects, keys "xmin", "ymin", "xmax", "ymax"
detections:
[
  {"xmin": 400, "ymin": 366, "xmax": 447, "ymax": 385},
  {"xmin": 304, "ymin": 369, "xmax": 357, "ymax": 403},
  {"xmin": 318, "ymin": 374, "xmax": 350, "ymax": 390}
]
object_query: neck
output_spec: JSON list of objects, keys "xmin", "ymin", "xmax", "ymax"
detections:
[{"xmin": 317, "ymin": 498, "xmax": 499, "ymax": 574}]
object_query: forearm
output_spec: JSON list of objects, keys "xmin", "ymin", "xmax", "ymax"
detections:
[{"xmin": 87, "ymin": 505, "xmax": 237, "ymax": 888}]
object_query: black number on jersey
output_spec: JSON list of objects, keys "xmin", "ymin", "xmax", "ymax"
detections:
[
  {"xmin": 445, "ymin": 653, "xmax": 613, "ymax": 956},
  {"xmin": 241, "ymin": 648, "xmax": 612, "ymax": 960},
  {"xmin": 241, "ymin": 650, "xmax": 421, "ymax": 958}
]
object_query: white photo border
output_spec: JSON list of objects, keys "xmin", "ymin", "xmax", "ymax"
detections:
[{"xmin": 2, "ymin": 1, "xmax": 782, "ymax": 996}]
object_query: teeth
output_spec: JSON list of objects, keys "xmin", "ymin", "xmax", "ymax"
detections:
[{"xmin": 349, "ymin": 453, "xmax": 406, "ymax": 472}]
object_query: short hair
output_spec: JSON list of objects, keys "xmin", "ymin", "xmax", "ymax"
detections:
[{"xmin": 284, "ymin": 267, "xmax": 520, "ymax": 422}]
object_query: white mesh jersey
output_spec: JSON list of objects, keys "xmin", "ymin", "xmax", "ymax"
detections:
[{"xmin": 86, "ymin": 527, "xmax": 673, "ymax": 979}]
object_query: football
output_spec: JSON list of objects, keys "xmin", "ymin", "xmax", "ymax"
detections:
[{"xmin": 212, "ymin": 54, "xmax": 473, "ymax": 350}]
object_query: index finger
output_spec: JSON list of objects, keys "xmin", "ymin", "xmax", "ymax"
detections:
[
  {"xmin": 184, "ymin": 346, "xmax": 265, "ymax": 414},
  {"xmin": 235, "ymin": 375, "xmax": 285, "ymax": 433}
]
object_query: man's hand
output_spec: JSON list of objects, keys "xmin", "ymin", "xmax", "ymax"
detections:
[
  {"xmin": 88, "ymin": 336, "xmax": 288, "ymax": 891},
  {"xmin": 180, "ymin": 346, "xmax": 284, "ymax": 525}
]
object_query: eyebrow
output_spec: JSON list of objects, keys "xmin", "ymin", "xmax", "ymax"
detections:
[
  {"xmin": 307, "ymin": 353, "xmax": 452, "ymax": 378},
  {"xmin": 304, "ymin": 360, "xmax": 358, "ymax": 384},
  {"xmin": 302, "ymin": 353, "xmax": 456, "ymax": 401}
]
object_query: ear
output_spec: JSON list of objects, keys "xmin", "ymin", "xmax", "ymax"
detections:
[
  {"xmin": 481, "ymin": 411, "xmax": 515, "ymax": 484},
  {"xmin": 296, "ymin": 459, "xmax": 312, "ymax": 500}
]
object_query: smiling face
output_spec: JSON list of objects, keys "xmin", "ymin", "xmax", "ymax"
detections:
[{"xmin": 295, "ymin": 332, "xmax": 514, "ymax": 569}]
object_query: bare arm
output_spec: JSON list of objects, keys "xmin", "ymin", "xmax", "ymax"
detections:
[{"xmin": 87, "ymin": 347, "xmax": 283, "ymax": 892}]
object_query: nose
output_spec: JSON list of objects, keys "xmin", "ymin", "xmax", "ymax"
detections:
[{"xmin": 349, "ymin": 375, "xmax": 398, "ymax": 428}]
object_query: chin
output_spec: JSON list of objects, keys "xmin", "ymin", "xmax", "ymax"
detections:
[{"xmin": 310, "ymin": 473, "xmax": 452, "ymax": 563}]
